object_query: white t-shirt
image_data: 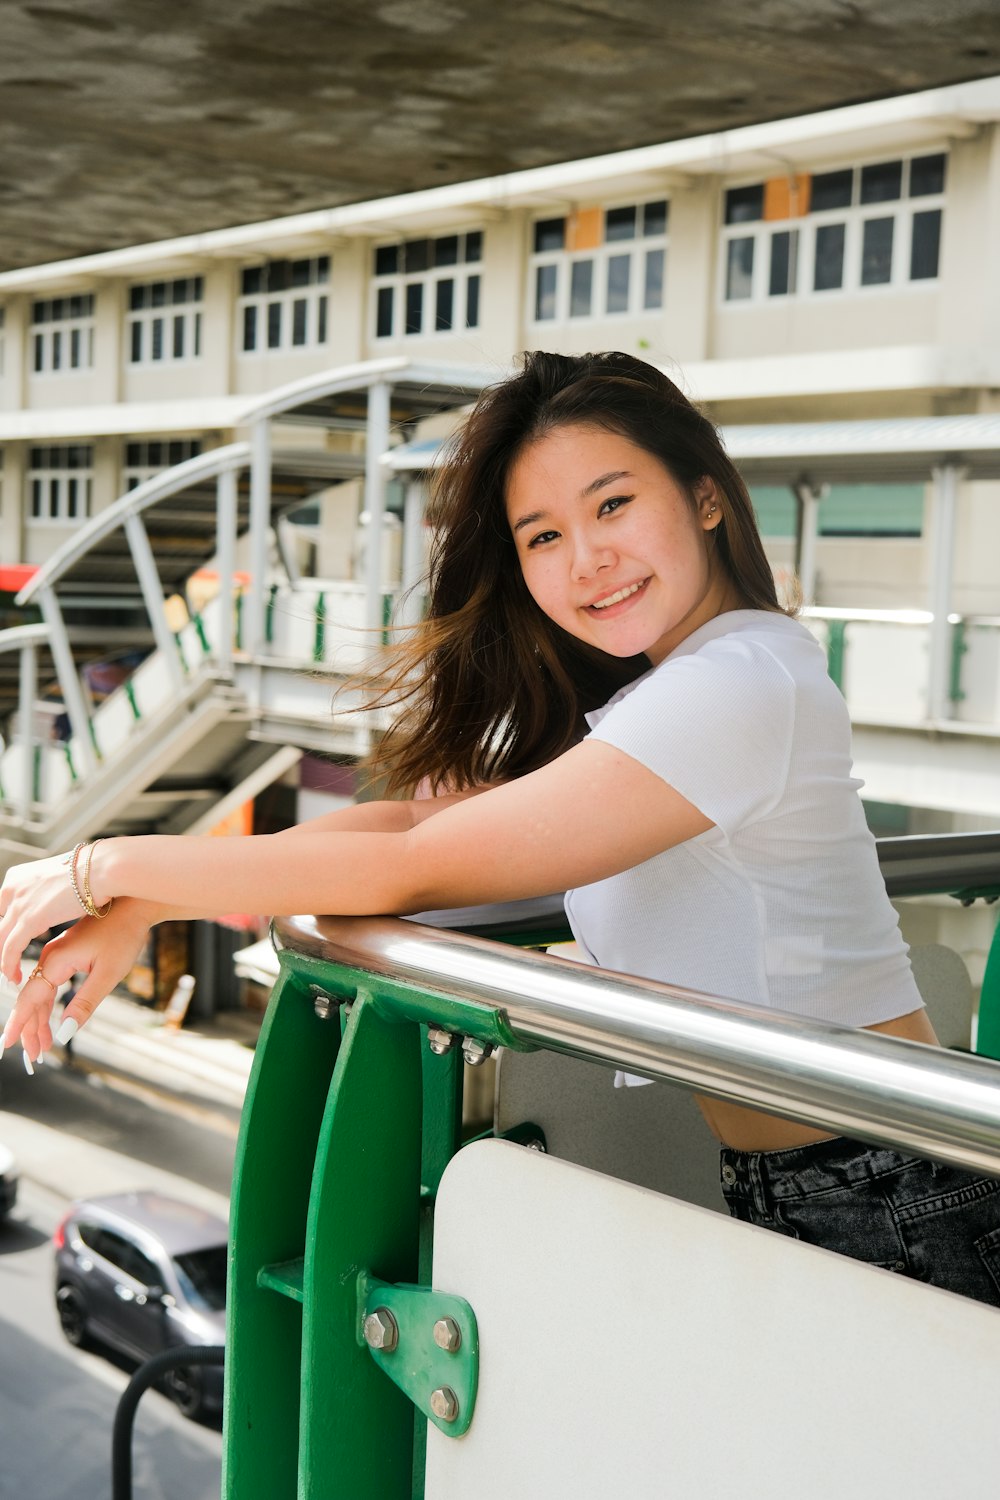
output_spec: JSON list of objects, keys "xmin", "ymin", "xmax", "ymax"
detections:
[{"xmin": 565, "ymin": 609, "xmax": 922, "ymax": 1029}]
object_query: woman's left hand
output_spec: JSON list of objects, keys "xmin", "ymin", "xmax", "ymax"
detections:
[{"xmin": 0, "ymin": 850, "xmax": 88, "ymax": 985}]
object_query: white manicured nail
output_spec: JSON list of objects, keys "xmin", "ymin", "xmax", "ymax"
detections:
[
  {"xmin": 55, "ymin": 1017, "xmax": 78, "ymax": 1045},
  {"xmin": 36, "ymin": 1052, "xmax": 45, "ymax": 1066},
  {"xmin": 23, "ymin": 1050, "xmax": 34, "ymax": 1077}
]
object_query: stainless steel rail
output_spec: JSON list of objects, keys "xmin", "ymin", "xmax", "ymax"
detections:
[
  {"xmin": 877, "ymin": 830, "xmax": 1000, "ymax": 897},
  {"xmin": 274, "ymin": 911, "xmax": 1000, "ymax": 1176}
]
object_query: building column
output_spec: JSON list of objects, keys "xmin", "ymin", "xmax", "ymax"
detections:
[
  {"xmin": 792, "ymin": 482, "xmax": 825, "ymax": 606},
  {"xmin": 926, "ymin": 463, "xmax": 962, "ymax": 723}
]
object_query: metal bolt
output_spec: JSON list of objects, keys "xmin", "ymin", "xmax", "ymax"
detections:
[
  {"xmin": 343, "ymin": 999, "xmax": 354, "ymax": 1017},
  {"xmin": 432, "ymin": 1317, "xmax": 461, "ymax": 1352},
  {"xmin": 524, "ymin": 1138, "xmax": 546, "ymax": 1153},
  {"xmin": 462, "ymin": 1037, "xmax": 494, "ymax": 1067},
  {"xmin": 362, "ymin": 1307, "xmax": 398, "ymax": 1353},
  {"xmin": 429, "ymin": 1386, "xmax": 459, "ymax": 1422},
  {"xmin": 427, "ymin": 1027, "xmax": 456, "ymax": 1055},
  {"xmin": 313, "ymin": 993, "xmax": 335, "ymax": 1020}
]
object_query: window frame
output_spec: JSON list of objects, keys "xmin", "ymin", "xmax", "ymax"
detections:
[
  {"xmin": 122, "ymin": 438, "xmax": 203, "ymax": 492},
  {"xmin": 528, "ymin": 197, "xmax": 669, "ymax": 327},
  {"xmin": 26, "ymin": 445, "xmax": 94, "ymax": 524},
  {"xmin": 371, "ymin": 231, "xmax": 483, "ymax": 341},
  {"xmin": 30, "ymin": 295, "xmax": 96, "ymax": 376},
  {"xmin": 127, "ymin": 277, "xmax": 205, "ymax": 367},
  {"xmin": 719, "ymin": 151, "xmax": 946, "ymax": 307},
  {"xmin": 237, "ymin": 256, "xmax": 331, "ymax": 357}
]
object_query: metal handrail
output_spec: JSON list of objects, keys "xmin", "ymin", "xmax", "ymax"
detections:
[
  {"xmin": 273, "ymin": 911, "xmax": 1000, "ymax": 1176},
  {"xmin": 877, "ymin": 830, "xmax": 1000, "ymax": 897},
  {"xmin": 15, "ymin": 443, "xmax": 250, "ymax": 606}
]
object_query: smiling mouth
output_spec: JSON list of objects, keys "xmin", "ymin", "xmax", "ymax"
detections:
[{"xmin": 588, "ymin": 579, "xmax": 648, "ymax": 611}]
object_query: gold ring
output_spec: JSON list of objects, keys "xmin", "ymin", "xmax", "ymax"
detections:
[{"xmin": 29, "ymin": 963, "xmax": 57, "ymax": 994}]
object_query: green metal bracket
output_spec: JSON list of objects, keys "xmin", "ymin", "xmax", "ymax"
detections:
[
  {"xmin": 358, "ymin": 1274, "xmax": 479, "ymax": 1439},
  {"xmin": 124, "ymin": 678, "xmax": 141, "ymax": 721},
  {"xmin": 274, "ymin": 943, "xmax": 527, "ymax": 1054},
  {"xmin": 265, "ymin": 582, "xmax": 278, "ymax": 645},
  {"xmin": 235, "ymin": 588, "xmax": 244, "ymax": 650}
]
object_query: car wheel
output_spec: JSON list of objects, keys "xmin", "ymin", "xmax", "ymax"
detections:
[
  {"xmin": 56, "ymin": 1284, "xmax": 90, "ymax": 1348},
  {"xmin": 165, "ymin": 1362, "xmax": 205, "ymax": 1420}
]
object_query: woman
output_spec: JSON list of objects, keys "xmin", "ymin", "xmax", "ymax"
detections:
[{"xmin": 2, "ymin": 351, "xmax": 998, "ymax": 1304}]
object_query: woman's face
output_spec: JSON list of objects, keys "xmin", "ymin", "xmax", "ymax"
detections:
[{"xmin": 505, "ymin": 423, "xmax": 735, "ymax": 666}]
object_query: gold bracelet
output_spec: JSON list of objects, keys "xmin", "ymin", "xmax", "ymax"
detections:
[
  {"xmin": 81, "ymin": 840, "xmax": 113, "ymax": 919},
  {"xmin": 68, "ymin": 841, "xmax": 89, "ymax": 914}
]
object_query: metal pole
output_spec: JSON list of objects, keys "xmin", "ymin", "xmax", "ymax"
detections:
[
  {"xmin": 400, "ymin": 478, "xmax": 427, "ymax": 627},
  {"xmin": 792, "ymin": 482, "xmax": 823, "ymax": 606},
  {"xmin": 124, "ymin": 513, "xmax": 185, "ymax": 692},
  {"xmin": 37, "ymin": 586, "xmax": 97, "ymax": 777},
  {"xmin": 17, "ymin": 641, "xmax": 37, "ymax": 820},
  {"xmin": 927, "ymin": 463, "xmax": 960, "ymax": 722},
  {"xmin": 364, "ymin": 381, "xmax": 391, "ymax": 632},
  {"xmin": 245, "ymin": 418, "xmax": 272, "ymax": 657},
  {"xmin": 274, "ymin": 912, "xmax": 1000, "ymax": 1177},
  {"xmin": 215, "ymin": 465, "xmax": 237, "ymax": 671}
]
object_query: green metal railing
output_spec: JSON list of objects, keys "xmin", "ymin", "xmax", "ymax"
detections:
[{"xmin": 222, "ymin": 833, "xmax": 1000, "ymax": 1498}]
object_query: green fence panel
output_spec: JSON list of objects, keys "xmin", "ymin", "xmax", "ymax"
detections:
[{"xmin": 222, "ymin": 959, "xmax": 344, "ymax": 1500}]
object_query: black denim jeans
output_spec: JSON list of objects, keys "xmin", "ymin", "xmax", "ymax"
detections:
[{"xmin": 720, "ymin": 1135, "xmax": 1000, "ymax": 1309}]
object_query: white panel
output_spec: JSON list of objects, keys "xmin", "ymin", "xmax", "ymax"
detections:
[{"xmin": 428, "ymin": 1140, "xmax": 1000, "ymax": 1500}]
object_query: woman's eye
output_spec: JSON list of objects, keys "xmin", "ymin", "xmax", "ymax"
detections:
[
  {"xmin": 598, "ymin": 494, "xmax": 633, "ymax": 517},
  {"xmin": 527, "ymin": 529, "xmax": 559, "ymax": 549}
]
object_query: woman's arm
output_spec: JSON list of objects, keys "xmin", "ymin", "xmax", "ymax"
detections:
[{"xmin": 0, "ymin": 743, "xmax": 708, "ymax": 1056}]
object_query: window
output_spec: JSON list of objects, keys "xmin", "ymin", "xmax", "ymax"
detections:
[
  {"xmin": 123, "ymin": 439, "xmax": 202, "ymax": 492},
  {"xmin": 372, "ymin": 232, "xmax": 482, "ymax": 339},
  {"xmin": 239, "ymin": 257, "xmax": 330, "ymax": 354},
  {"xmin": 27, "ymin": 445, "xmax": 93, "ymax": 523},
  {"xmin": 128, "ymin": 277, "xmax": 204, "ymax": 365},
  {"xmin": 721, "ymin": 153, "xmax": 946, "ymax": 303},
  {"xmin": 31, "ymin": 295, "xmax": 95, "ymax": 374},
  {"xmin": 751, "ymin": 483, "xmax": 924, "ymax": 538},
  {"xmin": 530, "ymin": 199, "xmax": 668, "ymax": 323}
]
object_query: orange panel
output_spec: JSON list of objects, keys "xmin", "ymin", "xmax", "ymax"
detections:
[
  {"xmin": 764, "ymin": 174, "xmax": 811, "ymax": 220},
  {"xmin": 568, "ymin": 206, "xmax": 602, "ymax": 251}
]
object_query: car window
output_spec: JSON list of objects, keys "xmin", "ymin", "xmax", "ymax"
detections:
[
  {"xmin": 86, "ymin": 1227, "xmax": 162, "ymax": 1286},
  {"xmin": 173, "ymin": 1245, "xmax": 227, "ymax": 1311}
]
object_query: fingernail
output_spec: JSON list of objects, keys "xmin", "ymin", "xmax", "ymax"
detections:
[
  {"xmin": 23, "ymin": 1051, "xmax": 34, "ymax": 1077},
  {"xmin": 55, "ymin": 1017, "xmax": 78, "ymax": 1045},
  {"xmin": 36, "ymin": 1052, "xmax": 45, "ymax": 1066}
]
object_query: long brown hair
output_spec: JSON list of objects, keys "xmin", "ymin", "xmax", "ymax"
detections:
[{"xmin": 365, "ymin": 350, "xmax": 783, "ymax": 795}]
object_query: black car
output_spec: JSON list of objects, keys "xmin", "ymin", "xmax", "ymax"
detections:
[
  {"xmin": 0, "ymin": 1144, "xmax": 18, "ymax": 1220},
  {"xmin": 53, "ymin": 1190, "xmax": 227, "ymax": 1419}
]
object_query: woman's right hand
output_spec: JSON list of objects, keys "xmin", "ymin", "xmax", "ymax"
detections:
[{"xmin": 1, "ymin": 899, "xmax": 156, "ymax": 1065}]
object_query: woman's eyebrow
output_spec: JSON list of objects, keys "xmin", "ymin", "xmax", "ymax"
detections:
[
  {"xmin": 581, "ymin": 469, "xmax": 633, "ymax": 497},
  {"xmin": 511, "ymin": 471, "xmax": 636, "ymax": 534}
]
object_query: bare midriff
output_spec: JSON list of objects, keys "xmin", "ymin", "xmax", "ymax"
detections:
[{"xmin": 695, "ymin": 1007, "xmax": 941, "ymax": 1152}]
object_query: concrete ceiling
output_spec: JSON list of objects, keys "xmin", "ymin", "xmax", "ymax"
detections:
[{"xmin": 4, "ymin": 0, "xmax": 1000, "ymax": 273}]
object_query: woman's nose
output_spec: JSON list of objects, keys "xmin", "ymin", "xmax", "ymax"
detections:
[{"xmin": 571, "ymin": 534, "xmax": 615, "ymax": 580}]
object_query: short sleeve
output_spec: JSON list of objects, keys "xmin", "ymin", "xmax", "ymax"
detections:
[{"xmin": 586, "ymin": 639, "xmax": 795, "ymax": 838}]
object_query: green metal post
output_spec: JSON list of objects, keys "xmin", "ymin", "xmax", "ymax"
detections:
[
  {"xmin": 222, "ymin": 962, "xmax": 344, "ymax": 1500},
  {"xmin": 975, "ymin": 906, "xmax": 1000, "ymax": 1062},
  {"xmin": 297, "ymin": 993, "xmax": 423, "ymax": 1499},
  {"xmin": 826, "ymin": 618, "xmax": 846, "ymax": 693},
  {"xmin": 949, "ymin": 617, "xmax": 968, "ymax": 705}
]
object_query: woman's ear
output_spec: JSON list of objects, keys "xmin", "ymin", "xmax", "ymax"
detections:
[{"xmin": 694, "ymin": 477, "xmax": 722, "ymax": 529}]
